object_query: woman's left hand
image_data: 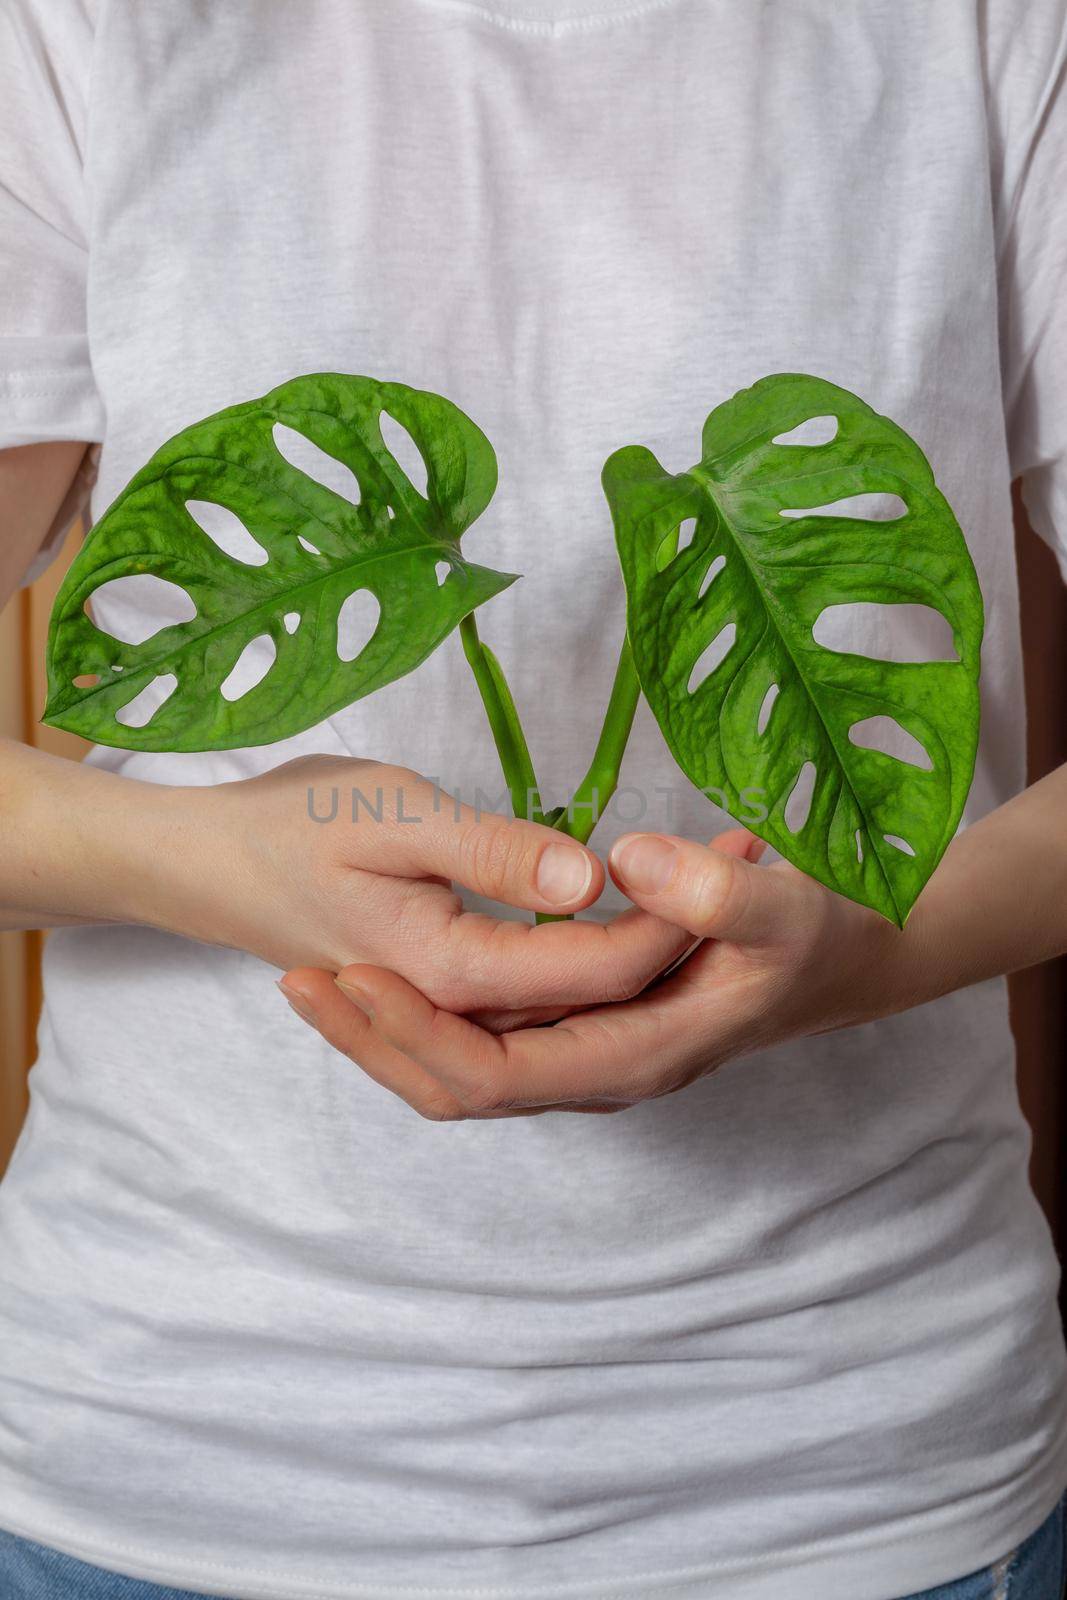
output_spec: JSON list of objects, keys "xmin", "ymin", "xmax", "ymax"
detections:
[{"xmin": 279, "ymin": 827, "xmax": 939, "ymax": 1120}]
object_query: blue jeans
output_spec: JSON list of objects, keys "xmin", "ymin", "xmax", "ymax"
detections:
[{"xmin": 0, "ymin": 1498, "xmax": 1064, "ymax": 1598}]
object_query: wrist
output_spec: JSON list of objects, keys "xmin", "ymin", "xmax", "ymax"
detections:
[
  {"xmin": 872, "ymin": 871, "xmax": 973, "ymax": 1022},
  {"xmin": 59, "ymin": 765, "xmax": 211, "ymax": 934},
  {"xmin": 112, "ymin": 778, "xmax": 240, "ymax": 948},
  {"xmin": 0, "ymin": 742, "xmax": 197, "ymax": 931},
  {"xmin": 806, "ymin": 887, "xmax": 958, "ymax": 1040}
]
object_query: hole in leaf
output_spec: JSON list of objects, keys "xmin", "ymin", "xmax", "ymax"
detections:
[
  {"xmin": 780, "ymin": 493, "xmax": 907, "ymax": 522},
  {"xmin": 72, "ymin": 673, "xmax": 100, "ymax": 689},
  {"xmin": 220, "ymin": 635, "xmax": 276, "ymax": 702},
  {"xmin": 434, "ymin": 561, "xmax": 451, "ymax": 586},
  {"xmin": 656, "ymin": 517, "xmax": 698, "ymax": 570},
  {"xmin": 379, "ymin": 410, "xmax": 428, "ymax": 497},
  {"xmin": 784, "ymin": 761, "xmax": 817, "ymax": 834},
  {"xmin": 855, "ymin": 829, "xmax": 864, "ymax": 863},
  {"xmin": 386, "ymin": 505, "xmax": 396, "ymax": 521},
  {"xmin": 115, "ymin": 673, "xmax": 178, "ymax": 728},
  {"xmin": 772, "ymin": 414, "xmax": 840, "ymax": 447},
  {"xmin": 186, "ymin": 500, "xmax": 269, "ymax": 566},
  {"xmin": 87, "ymin": 576, "xmax": 197, "ymax": 645},
  {"xmin": 812, "ymin": 602, "xmax": 958, "ymax": 663},
  {"xmin": 272, "ymin": 423, "xmax": 362, "ymax": 505},
  {"xmin": 687, "ymin": 623, "xmax": 736, "ymax": 693},
  {"xmin": 337, "ymin": 589, "xmax": 381, "ymax": 663},
  {"xmin": 757, "ymin": 682, "xmax": 779, "ymax": 736},
  {"xmin": 848, "ymin": 715, "xmax": 933, "ymax": 770},
  {"xmin": 297, "ymin": 535, "xmax": 321, "ymax": 555},
  {"xmin": 884, "ymin": 834, "xmax": 916, "ymax": 857},
  {"xmin": 283, "ymin": 612, "xmax": 300, "ymax": 634},
  {"xmin": 697, "ymin": 553, "xmax": 726, "ymax": 599}
]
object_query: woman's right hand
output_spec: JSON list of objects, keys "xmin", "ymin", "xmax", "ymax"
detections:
[
  {"xmin": 1, "ymin": 443, "xmax": 690, "ymax": 1030},
  {"xmin": 0, "ymin": 741, "xmax": 692, "ymax": 1030},
  {"xmin": 162, "ymin": 755, "xmax": 694, "ymax": 1028}
]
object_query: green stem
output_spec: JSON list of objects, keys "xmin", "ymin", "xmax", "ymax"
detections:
[
  {"xmin": 552, "ymin": 634, "xmax": 642, "ymax": 846},
  {"xmin": 460, "ymin": 612, "xmax": 643, "ymax": 928},
  {"xmin": 459, "ymin": 613, "xmax": 545, "ymax": 826},
  {"xmin": 533, "ymin": 634, "xmax": 641, "ymax": 923}
]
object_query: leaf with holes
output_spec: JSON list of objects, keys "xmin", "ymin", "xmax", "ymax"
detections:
[
  {"xmin": 43, "ymin": 373, "xmax": 516, "ymax": 750},
  {"xmin": 605, "ymin": 373, "xmax": 983, "ymax": 926}
]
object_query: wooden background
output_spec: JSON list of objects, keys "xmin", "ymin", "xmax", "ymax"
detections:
[
  {"xmin": 1, "ymin": 505, "xmax": 1065, "ymax": 1266},
  {"xmin": 0, "ymin": 523, "xmax": 87, "ymax": 1172},
  {"xmin": 1010, "ymin": 487, "xmax": 1067, "ymax": 1264}
]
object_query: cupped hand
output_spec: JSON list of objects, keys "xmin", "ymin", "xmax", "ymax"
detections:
[
  {"xmin": 279, "ymin": 826, "xmax": 936, "ymax": 1119},
  {"xmin": 159, "ymin": 755, "xmax": 693, "ymax": 1026}
]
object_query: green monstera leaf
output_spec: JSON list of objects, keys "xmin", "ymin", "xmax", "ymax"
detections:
[
  {"xmin": 605, "ymin": 373, "xmax": 983, "ymax": 926},
  {"xmin": 44, "ymin": 373, "xmax": 515, "ymax": 750}
]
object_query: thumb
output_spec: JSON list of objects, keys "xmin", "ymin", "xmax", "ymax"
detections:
[
  {"xmin": 607, "ymin": 830, "xmax": 793, "ymax": 944},
  {"xmin": 378, "ymin": 775, "xmax": 605, "ymax": 916}
]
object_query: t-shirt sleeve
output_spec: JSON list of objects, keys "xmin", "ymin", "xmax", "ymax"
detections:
[
  {"xmin": 0, "ymin": 0, "xmax": 104, "ymax": 582},
  {"xmin": 985, "ymin": 1, "xmax": 1067, "ymax": 583}
]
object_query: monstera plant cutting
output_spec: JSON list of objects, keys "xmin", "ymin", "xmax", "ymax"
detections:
[{"xmin": 43, "ymin": 371, "xmax": 983, "ymax": 929}]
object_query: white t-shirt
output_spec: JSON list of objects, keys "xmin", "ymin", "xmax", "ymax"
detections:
[{"xmin": 2, "ymin": 2, "xmax": 1067, "ymax": 1597}]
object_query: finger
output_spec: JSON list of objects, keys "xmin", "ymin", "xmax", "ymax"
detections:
[
  {"xmin": 343, "ymin": 771, "xmax": 605, "ymax": 917},
  {"xmin": 434, "ymin": 899, "xmax": 694, "ymax": 1013},
  {"xmin": 711, "ymin": 827, "xmax": 768, "ymax": 864},
  {"xmin": 629, "ymin": 828, "xmax": 770, "ymax": 988},
  {"xmin": 608, "ymin": 831, "xmax": 805, "ymax": 945},
  {"xmin": 277, "ymin": 969, "xmax": 551, "ymax": 1120},
  {"xmin": 278, "ymin": 968, "xmax": 456, "ymax": 1110},
  {"xmin": 647, "ymin": 825, "xmax": 767, "ymax": 974},
  {"xmin": 425, "ymin": 832, "xmax": 756, "ymax": 1016},
  {"xmin": 284, "ymin": 969, "xmax": 627, "ymax": 1114},
  {"xmin": 462, "ymin": 1000, "xmax": 593, "ymax": 1034},
  {"xmin": 332, "ymin": 960, "xmax": 714, "ymax": 1111}
]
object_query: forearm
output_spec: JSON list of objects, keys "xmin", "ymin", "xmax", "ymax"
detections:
[
  {"xmin": 905, "ymin": 763, "xmax": 1067, "ymax": 1002},
  {"xmin": 0, "ymin": 738, "xmax": 178, "ymax": 932}
]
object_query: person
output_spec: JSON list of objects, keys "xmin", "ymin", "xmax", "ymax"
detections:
[{"xmin": 1, "ymin": 0, "xmax": 1066, "ymax": 1596}]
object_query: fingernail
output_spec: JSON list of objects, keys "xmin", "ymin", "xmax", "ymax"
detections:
[
  {"xmin": 276, "ymin": 979, "xmax": 315, "ymax": 1024},
  {"xmin": 611, "ymin": 834, "xmax": 677, "ymax": 895},
  {"xmin": 335, "ymin": 976, "xmax": 374, "ymax": 1016},
  {"xmin": 536, "ymin": 842, "xmax": 593, "ymax": 906}
]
